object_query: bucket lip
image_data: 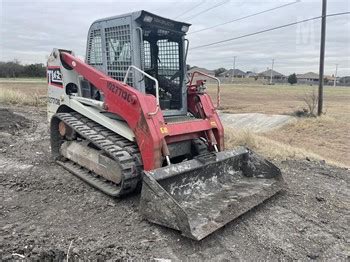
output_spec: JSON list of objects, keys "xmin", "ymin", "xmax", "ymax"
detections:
[
  {"xmin": 141, "ymin": 170, "xmax": 285, "ymax": 241},
  {"xmin": 186, "ymin": 179, "xmax": 285, "ymax": 241},
  {"xmin": 144, "ymin": 146, "xmax": 249, "ymax": 181}
]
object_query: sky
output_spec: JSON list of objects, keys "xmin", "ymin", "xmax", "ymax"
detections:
[{"xmin": 0, "ymin": 0, "xmax": 349, "ymax": 76}]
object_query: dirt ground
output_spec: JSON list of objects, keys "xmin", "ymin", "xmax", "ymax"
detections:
[
  {"xmin": 1, "ymin": 106, "xmax": 349, "ymax": 260},
  {"xmin": 0, "ymin": 108, "xmax": 31, "ymax": 134}
]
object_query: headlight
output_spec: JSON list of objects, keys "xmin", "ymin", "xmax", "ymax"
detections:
[
  {"xmin": 143, "ymin": 15, "xmax": 153, "ymax": 23},
  {"xmin": 181, "ymin": 25, "xmax": 189, "ymax": 33}
]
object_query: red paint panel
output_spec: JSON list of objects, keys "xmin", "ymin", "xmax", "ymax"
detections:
[{"xmin": 167, "ymin": 120, "xmax": 212, "ymax": 136}]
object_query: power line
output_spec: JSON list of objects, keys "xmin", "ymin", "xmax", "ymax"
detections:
[
  {"xmin": 191, "ymin": 12, "xmax": 350, "ymax": 50},
  {"xmin": 174, "ymin": 1, "xmax": 206, "ymax": 19},
  {"xmin": 183, "ymin": 0, "xmax": 230, "ymax": 21},
  {"xmin": 189, "ymin": 0, "xmax": 300, "ymax": 35}
]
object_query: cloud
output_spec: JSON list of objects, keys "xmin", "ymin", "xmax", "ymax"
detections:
[{"xmin": 1, "ymin": 0, "xmax": 349, "ymax": 76}]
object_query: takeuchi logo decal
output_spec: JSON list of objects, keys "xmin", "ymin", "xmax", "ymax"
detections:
[
  {"xmin": 47, "ymin": 67, "xmax": 63, "ymax": 88},
  {"xmin": 106, "ymin": 81, "xmax": 136, "ymax": 104}
]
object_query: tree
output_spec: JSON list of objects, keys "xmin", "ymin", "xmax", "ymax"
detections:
[
  {"xmin": 214, "ymin": 67, "xmax": 226, "ymax": 77},
  {"xmin": 24, "ymin": 63, "xmax": 46, "ymax": 77},
  {"xmin": 0, "ymin": 60, "xmax": 23, "ymax": 78},
  {"xmin": 0, "ymin": 60, "xmax": 46, "ymax": 78},
  {"xmin": 288, "ymin": 73, "xmax": 297, "ymax": 85}
]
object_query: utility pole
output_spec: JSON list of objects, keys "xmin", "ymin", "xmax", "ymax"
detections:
[
  {"xmin": 318, "ymin": 0, "xmax": 327, "ymax": 116},
  {"xmin": 231, "ymin": 56, "xmax": 236, "ymax": 82},
  {"xmin": 333, "ymin": 64, "xmax": 338, "ymax": 87},
  {"xmin": 270, "ymin": 58, "xmax": 274, "ymax": 84}
]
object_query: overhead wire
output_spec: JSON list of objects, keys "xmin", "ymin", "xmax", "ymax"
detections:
[
  {"xmin": 183, "ymin": 0, "xmax": 230, "ymax": 21},
  {"xmin": 174, "ymin": 1, "xmax": 206, "ymax": 19},
  {"xmin": 189, "ymin": 0, "xmax": 300, "ymax": 34},
  {"xmin": 190, "ymin": 12, "xmax": 350, "ymax": 50}
]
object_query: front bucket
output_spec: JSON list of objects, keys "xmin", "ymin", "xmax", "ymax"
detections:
[{"xmin": 140, "ymin": 147, "xmax": 284, "ymax": 240}]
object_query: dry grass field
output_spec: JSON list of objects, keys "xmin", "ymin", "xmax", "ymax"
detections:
[
  {"xmin": 0, "ymin": 79, "xmax": 349, "ymax": 167},
  {"xmin": 211, "ymin": 83, "xmax": 350, "ymax": 116},
  {"xmin": 209, "ymin": 84, "xmax": 350, "ymax": 167},
  {"xmin": 0, "ymin": 79, "xmax": 47, "ymax": 106}
]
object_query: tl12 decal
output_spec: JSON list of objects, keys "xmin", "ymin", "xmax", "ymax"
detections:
[{"xmin": 47, "ymin": 66, "xmax": 63, "ymax": 88}]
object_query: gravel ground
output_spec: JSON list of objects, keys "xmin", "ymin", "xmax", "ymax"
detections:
[
  {"xmin": 1, "ymin": 106, "xmax": 349, "ymax": 261},
  {"xmin": 218, "ymin": 112, "xmax": 295, "ymax": 132}
]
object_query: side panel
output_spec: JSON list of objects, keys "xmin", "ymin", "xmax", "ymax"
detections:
[
  {"xmin": 47, "ymin": 50, "xmax": 79, "ymax": 122},
  {"xmin": 47, "ymin": 65, "xmax": 63, "ymax": 121}
]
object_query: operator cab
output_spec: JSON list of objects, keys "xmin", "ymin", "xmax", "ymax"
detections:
[{"xmin": 85, "ymin": 10, "xmax": 190, "ymax": 116}]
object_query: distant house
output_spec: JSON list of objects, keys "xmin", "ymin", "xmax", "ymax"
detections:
[
  {"xmin": 324, "ymin": 75, "xmax": 336, "ymax": 85},
  {"xmin": 258, "ymin": 69, "xmax": 286, "ymax": 80},
  {"xmin": 339, "ymin": 76, "xmax": 350, "ymax": 86},
  {"xmin": 296, "ymin": 72, "xmax": 319, "ymax": 84},
  {"xmin": 221, "ymin": 69, "xmax": 246, "ymax": 78},
  {"xmin": 187, "ymin": 66, "xmax": 215, "ymax": 76},
  {"xmin": 187, "ymin": 66, "xmax": 216, "ymax": 84},
  {"xmin": 245, "ymin": 71, "xmax": 258, "ymax": 78}
]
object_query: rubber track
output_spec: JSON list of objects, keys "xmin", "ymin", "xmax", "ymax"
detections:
[{"xmin": 54, "ymin": 112, "xmax": 142, "ymax": 197}]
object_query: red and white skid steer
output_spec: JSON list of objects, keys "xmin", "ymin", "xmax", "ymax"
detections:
[{"xmin": 47, "ymin": 10, "xmax": 284, "ymax": 240}]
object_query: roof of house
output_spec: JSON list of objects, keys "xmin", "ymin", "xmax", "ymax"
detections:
[
  {"xmin": 258, "ymin": 69, "xmax": 285, "ymax": 77},
  {"xmin": 222, "ymin": 69, "xmax": 246, "ymax": 76},
  {"xmin": 324, "ymin": 75, "xmax": 337, "ymax": 80},
  {"xmin": 245, "ymin": 71, "xmax": 258, "ymax": 77},
  {"xmin": 296, "ymin": 72, "xmax": 319, "ymax": 79}
]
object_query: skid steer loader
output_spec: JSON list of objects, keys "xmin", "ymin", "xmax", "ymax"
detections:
[{"xmin": 47, "ymin": 10, "xmax": 284, "ymax": 240}]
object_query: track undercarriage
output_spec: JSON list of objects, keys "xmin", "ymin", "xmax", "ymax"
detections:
[{"xmin": 51, "ymin": 112, "xmax": 141, "ymax": 196}]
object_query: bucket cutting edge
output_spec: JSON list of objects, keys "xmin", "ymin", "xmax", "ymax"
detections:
[{"xmin": 140, "ymin": 146, "xmax": 284, "ymax": 240}]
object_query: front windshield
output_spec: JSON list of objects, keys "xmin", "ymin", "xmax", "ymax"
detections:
[{"xmin": 143, "ymin": 34, "xmax": 183, "ymax": 110}]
